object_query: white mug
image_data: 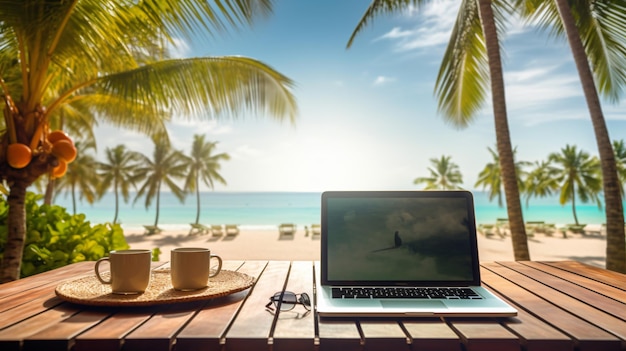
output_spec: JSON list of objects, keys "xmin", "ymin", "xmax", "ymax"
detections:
[
  {"xmin": 95, "ymin": 249, "xmax": 151, "ymax": 294},
  {"xmin": 171, "ymin": 248, "xmax": 223, "ymax": 291}
]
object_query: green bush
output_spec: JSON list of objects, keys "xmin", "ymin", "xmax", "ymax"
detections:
[{"xmin": 0, "ymin": 192, "xmax": 129, "ymax": 278}]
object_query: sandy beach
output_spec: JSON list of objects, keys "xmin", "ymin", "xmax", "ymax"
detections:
[{"xmin": 124, "ymin": 226, "xmax": 609, "ymax": 268}]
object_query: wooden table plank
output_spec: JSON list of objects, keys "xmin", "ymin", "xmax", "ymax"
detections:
[
  {"xmin": 543, "ymin": 261, "xmax": 626, "ymax": 291},
  {"xmin": 483, "ymin": 262, "xmax": 622, "ymax": 351},
  {"xmin": 224, "ymin": 260, "xmax": 291, "ymax": 351},
  {"xmin": 496, "ymin": 262, "xmax": 626, "ymax": 341},
  {"xmin": 22, "ymin": 310, "xmax": 111, "ymax": 351},
  {"xmin": 314, "ymin": 262, "xmax": 362, "ymax": 351},
  {"xmin": 122, "ymin": 302, "xmax": 205, "ymax": 351},
  {"xmin": 0, "ymin": 261, "xmax": 94, "ymax": 300},
  {"xmin": 447, "ymin": 318, "xmax": 520, "ymax": 351},
  {"xmin": 0, "ymin": 303, "xmax": 79, "ymax": 351},
  {"xmin": 359, "ymin": 320, "xmax": 410, "ymax": 351},
  {"xmin": 402, "ymin": 319, "xmax": 462, "ymax": 351},
  {"xmin": 272, "ymin": 261, "xmax": 316, "ymax": 351},
  {"xmin": 175, "ymin": 260, "xmax": 268, "ymax": 351},
  {"xmin": 517, "ymin": 261, "xmax": 626, "ymax": 316},
  {"xmin": 73, "ymin": 312, "xmax": 153, "ymax": 351},
  {"xmin": 481, "ymin": 269, "xmax": 575, "ymax": 351},
  {"xmin": 536, "ymin": 261, "xmax": 626, "ymax": 301}
]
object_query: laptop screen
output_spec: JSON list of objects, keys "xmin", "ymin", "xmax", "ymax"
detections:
[{"xmin": 321, "ymin": 191, "xmax": 481, "ymax": 286}]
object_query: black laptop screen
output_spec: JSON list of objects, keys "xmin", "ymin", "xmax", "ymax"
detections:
[{"xmin": 321, "ymin": 191, "xmax": 481, "ymax": 286}]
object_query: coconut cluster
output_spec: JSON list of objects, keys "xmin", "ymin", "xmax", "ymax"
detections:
[{"xmin": 6, "ymin": 130, "xmax": 77, "ymax": 178}]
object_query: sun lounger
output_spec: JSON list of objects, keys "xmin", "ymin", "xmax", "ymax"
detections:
[
  {"xmin": 311, "ymin": 224, "xmax": 321, "ymax": 237},
  {"xmin": 143, "ymin": 225, "xmax": 163, "ymax": 235},
  {"xmin": 189, "ymin": 223, "xmax": 210, "ymax": 235},
  {"xmin": 211, "ymin": 225, "xmax": 224, "ymax": 237},
  {"xmin": 279, "ymin": 223, "xmax": 297, "ymax": 237},
  {"xmin": 478, "ymin": 224, "xmax": 496, "ymax": 238},
  {"xmin": 225, "ymin": 224, "xmax": 240, "ymax": 236}
]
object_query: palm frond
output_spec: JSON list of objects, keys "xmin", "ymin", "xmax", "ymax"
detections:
[{"xmin": 89, "ymin": 56, "xmax": 297, "ymax": 123}]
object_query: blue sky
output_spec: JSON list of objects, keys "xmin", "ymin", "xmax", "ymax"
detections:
[{"xmin": 97, "ymin": 0, "xmax": 624, "ymax": 192}]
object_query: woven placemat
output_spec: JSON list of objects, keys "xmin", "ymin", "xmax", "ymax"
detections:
[{"xmin": 55, "ymin": 270, "xmax": 254, "ymax": 307}]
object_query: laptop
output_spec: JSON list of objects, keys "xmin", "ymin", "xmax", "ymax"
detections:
[{"xmin": 316, "ymin": 190, "xmax": 517, "ymax": 317}]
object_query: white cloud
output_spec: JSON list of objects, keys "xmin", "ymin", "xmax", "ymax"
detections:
[
  {"xmin": 167, "ymin": 37, "xmax": 191, "ymax": 58},
  {"xmin": 373, "ymin": 75, "xmax": 396, "ymax": 86}
]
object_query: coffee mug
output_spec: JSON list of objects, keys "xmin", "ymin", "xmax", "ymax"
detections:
[
  {"xmin": 94, "ymin": 249, "xmax": 152, "ymax": 294},
  {"xmin": 171, "ymin": 248, "xmax": 223, "ymax": 291}
]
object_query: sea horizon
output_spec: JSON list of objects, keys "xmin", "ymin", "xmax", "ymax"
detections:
[{"xmin": 51, "ymin": 190, "xmax": 620, "ymax": 232}]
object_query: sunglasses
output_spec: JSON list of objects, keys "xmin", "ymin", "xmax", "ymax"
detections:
[{"xmin": 265, "ymin": 291, "xmax": 311, "ymax": 311}]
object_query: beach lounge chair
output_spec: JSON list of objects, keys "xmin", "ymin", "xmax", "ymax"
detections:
[
  {"xmin": 210, "ymin": 225, "xmax": 224, "ymax": 237},
  {"xmin": 478, "ymin": 224, "xmax": 496, "ymax": 238},
  {"xmin": 189, "ymin": 223, "xmax": 210, "ymax": 235},
  {"xmin": 225, "ymin": 224, "xmax": 240, "ymax": 237},
  {"xmin": 143, "ymin": 225, "xmax": 162, "ymax": 235},
  {"xmin": 279, "ymin": 223, "xmax": 297, "ymax": 237},
  {"xmin": 311, "ymin": 224, "xmax": 321, "ymax": 237}
]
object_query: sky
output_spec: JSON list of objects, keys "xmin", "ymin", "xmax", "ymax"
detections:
[{"xmin": 96, "ymin": 0, "xmax": 624, "ymax": 193}]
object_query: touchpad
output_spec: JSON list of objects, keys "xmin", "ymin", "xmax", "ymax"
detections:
[{"xmin": 380, "ymin": 300, "xmax": 447, "ymax": 309}]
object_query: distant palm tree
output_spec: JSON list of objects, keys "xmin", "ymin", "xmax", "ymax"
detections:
[
  {"xmin": 475, "ymin": 147, "xmax": 529, "ymax": 207},
  {"xmin": 613, "ymin": 140, "xmax": 626, "ymax": 199},
  {"xmin": 414, "ymin": 155, "xmax": 463, "ymax": 190},
  {"xmin": 523, "ymin": 160, "xmax": 560, "ymax": 208},
  {"xmin": 134, "ymin": 138, "xmax": 189, "ymax": 229},
  {"xmin": 55, "ymin": 140, "xmax": 99, "ymax": 215},
  {"xmin": 97, "ymin": 145, "xmax": 142, "ymax": 224},
  {"xmin": 549, "ymin": 145, "xmax": 602, "ymax": 225},
  {"xmin": 183, "ymin": 135, "xmax": 230, "ymax": 225}
]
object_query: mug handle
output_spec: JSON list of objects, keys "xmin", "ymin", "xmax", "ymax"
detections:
[
  {"xmin": 94, "ymin": 257, "xmax": 111, "ymax": 284},
  {"xmin": 209, "ymin": 255, "xmax": 223, "ymax": 278}
]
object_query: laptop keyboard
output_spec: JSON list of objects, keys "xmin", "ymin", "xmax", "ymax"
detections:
[{"xmin": 331, "ymin": 287, "xmax": 483, "ymax": 300}]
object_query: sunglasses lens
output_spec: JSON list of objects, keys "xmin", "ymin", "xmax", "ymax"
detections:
[{"xmin": 274, "ymin": 292, "xmax": 296, "ymax": 311}]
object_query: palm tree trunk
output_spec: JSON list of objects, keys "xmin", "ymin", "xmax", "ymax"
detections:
[
  {"xmin": 44, "ymin": 177, "xmax": 55, "ymax": 205},
  {"xmin": 554, "ymin": 0, "xmax": 626, "ymax": 272},
  {"xmin": 478, "ymin": 0, "xmax": 530, "ymax": 261},
  {"xmin": 154, "ymin": 181, "xmax": 161, "ymax": 227},
  {"xmin": 571, "ymin": 187, "xmax": 579, "ymax": 225},
  {"xmin": 195, "ymin": 183, "xmax": 201, "ymax": 225},
  {"xmin": 0, "ymin": 182, "xmax": 27, "ymax": 282},
  {"xmin": 113, "ymin": 183, "xmax": 120, "ymax": 224}
]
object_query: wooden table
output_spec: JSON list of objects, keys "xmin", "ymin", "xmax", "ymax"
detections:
[{"xmin": 1, "ymin": 260, "xmax": 625, "ymax": 351}]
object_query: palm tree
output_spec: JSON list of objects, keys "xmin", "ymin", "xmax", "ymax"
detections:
[
  {"xmin": 413, "ymin": 155, "xmax": 463, "ymax": 190},
  {"xmin": 54, "ymin": 140, "xmax": 99, "ymax": 215},
  {"xmin": 475, "ymin": 146, "xmax": 528, "ymax": 207},
  {"xmin": 97, "ymin": 145, "xmax": 142, "ymax": 224},
  {"xmin": 0, "ymin": 0, "xmax": 298, "ymax": 281},
  {"xmin": 348, "ymin": 0, "xmax": 532, "ymax": 260},
  {"xmin": 183, "ymin": 135, "xmax": 230, "ymax": 226},
  {"xmin": 522, "ymin": 160, "xmax": 560, "ymax": 208},
  {"xmin": 613, "ymin": 140, "xmax": 626, "ymax": 199},
  {"xmin": 549, "ymin": 145, "xmax": 602, "ymax": 226},
  {"xmin": 517, "ymin": 0, "xmax": 626, "ymax": 272},
  {"xmin": 134, "ymin": 138, "xmax": 189, "ymax": 229}
]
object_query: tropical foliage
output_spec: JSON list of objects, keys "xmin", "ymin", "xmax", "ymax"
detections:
[
  {"xmin": 474, "ymin": 147, "xmax": 529, "ymax": 207},
  {"xmin": 183, "ymin": 135, "xmax": 230, "ymax": 225},
  {"xmin": 97, "ymin": 145, "xmax": 142, "ymax": 224},
  {"xmin": 0, "ymin": 192, "xmax": 128, "ymax": 278},
  {"xmin": 548, "ymin": 145, "xmax": 602, "ymax": 225},
  {"xmin": 0, "ymin": 0, "xmax": 297, "ymax": 282},
  {"xmin": 414, "ymin": 155, "xmax": 464, "ymax": 190},
  {"xmin": 133, "ymin": 138, "xmax": 189, "ymax": 229}
]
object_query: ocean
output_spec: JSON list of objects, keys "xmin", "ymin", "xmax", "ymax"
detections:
[{"xmin": 54, "ymin": 191, "xmax": 619, "ymax": 232}]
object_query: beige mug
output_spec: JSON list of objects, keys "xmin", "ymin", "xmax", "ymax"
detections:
[
  {"xmin": 171, "ymin": 248, "xmax": 223, "ymax": 291},
  {"xmin": 95, "ymin": 249, "xmax": 152, "ymax": 294}
]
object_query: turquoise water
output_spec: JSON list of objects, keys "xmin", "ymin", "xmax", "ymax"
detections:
[{"xmin": 54, "ymin": 191, "xmax": 619, "ymax": 232}]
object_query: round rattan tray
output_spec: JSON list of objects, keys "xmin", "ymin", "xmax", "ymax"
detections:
[{"xmin": 55, "ymin": 269, "xmax": 254, "ymax": 307}]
